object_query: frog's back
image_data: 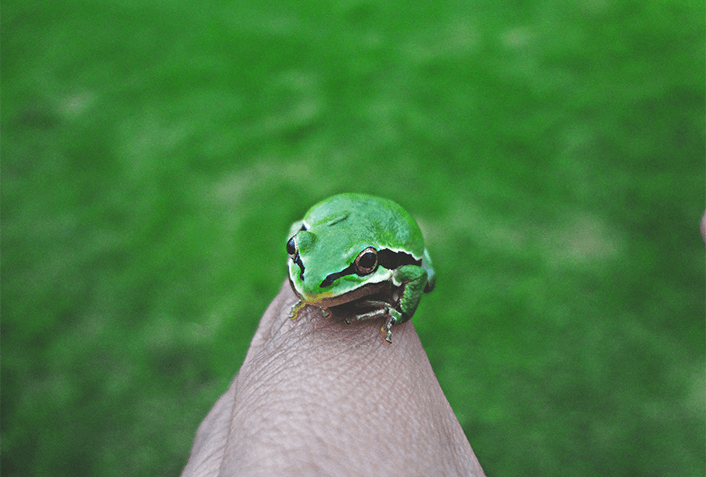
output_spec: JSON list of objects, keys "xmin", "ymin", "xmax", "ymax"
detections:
[{"xmin": 305, "ymin": 193, "xmax": 425, "ymax": 259}]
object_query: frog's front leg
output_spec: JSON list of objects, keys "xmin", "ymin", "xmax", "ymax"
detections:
[
  {"xmin": 353, "ymin": 263, "xmax": 428, "ymax": 343},
  {"xmin": 289, "ymin": 300, "xmax": 329, "ymax": 320},
  {"xmin": 354, "ymin": 264, "xmax": 428, "ymax": 324},
  {"xmin": 392, "ymin": 264, "xmax": 429, "ymax": 322}
]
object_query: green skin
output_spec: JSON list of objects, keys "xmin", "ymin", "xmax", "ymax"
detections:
[{"xmin": 286, "ymin": 193, "xmax": 435, "ymax": 343}]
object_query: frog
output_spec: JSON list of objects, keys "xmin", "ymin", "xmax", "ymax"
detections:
[{"xmin": 286, "ymin": 193, "xmax": 435, "ymax": 343}]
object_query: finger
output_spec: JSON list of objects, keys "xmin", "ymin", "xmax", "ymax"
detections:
[{"xmin": 182, "ymin": 281, "xmax": 485, "ymax": 477}]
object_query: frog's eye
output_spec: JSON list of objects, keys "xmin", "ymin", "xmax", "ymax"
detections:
[
  {"xmin": 354, "ymin": 247, "xmax": 378, "ymax": 276},
  {"xmin": 286, "ymin": 236, "xmax": 297, "ymax": 257}
]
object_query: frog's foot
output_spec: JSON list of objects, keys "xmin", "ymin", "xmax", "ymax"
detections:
[
  {"xmin": 289, "ymin": 301, "xmax": 306, "ymax": 320},
  {"xmin": 382, "ymin": 309, "xmax": 402, "ymax": 344}
]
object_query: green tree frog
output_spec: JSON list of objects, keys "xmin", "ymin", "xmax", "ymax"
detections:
[{"xmin": 286, "ymin": 193, "xmax": 435, "ymax": 343}]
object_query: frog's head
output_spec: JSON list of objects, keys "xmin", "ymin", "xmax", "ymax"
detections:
[{"xmin": 286, "ymin": 215, "xmax": 392, "ymax": 306}]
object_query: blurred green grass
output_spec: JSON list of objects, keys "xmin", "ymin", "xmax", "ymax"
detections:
[{"xmin": 2, "ymin": 0, "xmax": 704, "ymax": 475}]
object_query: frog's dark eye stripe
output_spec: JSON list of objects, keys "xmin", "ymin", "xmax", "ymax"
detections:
[
  {"xmin": 320, "ymin": 264, "xmax": 355, "ymax": 288},
  {"xmin": 294, "ymin": 254, "xmax": 305, "ymax": 280},
  {"xmin": 318, "ymin": 248, "xmax": 421, "ymax": 288},
  {"xmin": 378, "ymin": 249, "xmax": 421, "ymax": 269}
]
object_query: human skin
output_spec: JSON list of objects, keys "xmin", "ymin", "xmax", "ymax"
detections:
[{"xmin": 180, "ymin": 280, "xmax": 486, "ymax": 477}]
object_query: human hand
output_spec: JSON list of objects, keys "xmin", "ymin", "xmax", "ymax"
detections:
[{"xmin": 181, "ymin": 280, "xmax": 486, "ymax": 477}]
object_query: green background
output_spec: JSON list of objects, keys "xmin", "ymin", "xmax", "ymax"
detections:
[{"xmin": 2, "ymin": 0, "xmax": 704, "ymax": 475}]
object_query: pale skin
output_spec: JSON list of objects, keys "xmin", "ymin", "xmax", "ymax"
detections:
[{"xmin": 180, "ymin": 280, "xmax": 486, "ymax": 477}]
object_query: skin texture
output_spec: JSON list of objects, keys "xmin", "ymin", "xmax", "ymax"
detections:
[{"xmin": 181, "ymin": 280, "xmax": 486, "ymax": 477}]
